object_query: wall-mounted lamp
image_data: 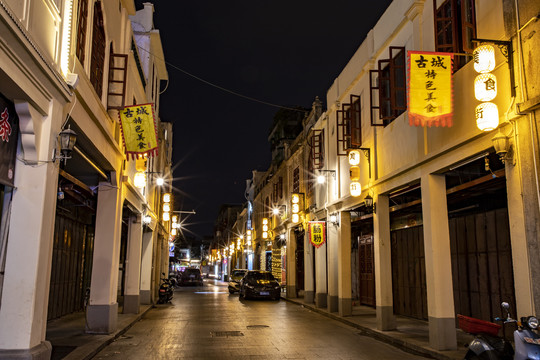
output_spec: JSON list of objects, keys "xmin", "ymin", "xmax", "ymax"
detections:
[
  {"xmin": 143, "ymin": 215, "xmax": 152, "ymax": 224},
  {"xmin": 54, "ymin": 126, "xmax": 78, "ymax": 164},
  {"xmin": 492, "ymin": 130, "xmax": 513, "ymax": 164},
  {"xmin": 329, "ymin": 213, "xmax": 339, "ymax": 226},
  {"xmin": 365, "ymin": 194, "xmax": 376, "ymax": 214},
  {"xmin": 317, "ymin": 169, "xmax": 336, "ymax": 184}
]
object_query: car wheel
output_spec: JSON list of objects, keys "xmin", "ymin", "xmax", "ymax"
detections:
[{"xmin": 229, "ymin": 289, "xmax": 234, "ymax": 294}]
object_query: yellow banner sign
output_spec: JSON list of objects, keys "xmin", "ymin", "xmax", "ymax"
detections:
[
  {"xmin": 308, "ymin": 221, "xmax": 326, "ymax": 248},
  {"xmin": 408, "ymin": 51, "xmax": 454, "ymax": 127},
  {"xmin": 118, "ymin": 103, "xmax": 158, "ymax": 159}
]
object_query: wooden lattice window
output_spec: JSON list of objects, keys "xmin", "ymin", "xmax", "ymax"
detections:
[
  {"xmin": 369, "ymin": 47, "xmax": 406, "ymax": 127},
  {"xmin": 90, "ymin": 1, "xmax": 105, "ymax": 98},
  {"xmin": 272, "ymin": 182, "xmax": 278, "ymax": 203},
  {"xmin": 278, "ymin": 176, "xmax": 283, "ymax": 199},
  {"xmin": 311, "ymin": 129, "xmax": 324, "ymax": 170},
  {"xmin": 75, "ymin": 0, "xmax": 88, "ymax": 62},
  {"xmin": 434, "ymin": 0, "xmax": 476, "ymax": 69},
  {"xmin": 293, "ymin": 167, "xmax": 300, "ymax": 194}
]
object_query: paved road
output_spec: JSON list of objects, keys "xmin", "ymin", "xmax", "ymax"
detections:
[{"xmin": 94, "ymin": 280, "xmax": 427, "ymax": 359}]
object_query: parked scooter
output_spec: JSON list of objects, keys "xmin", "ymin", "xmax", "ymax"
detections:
[
  {"xmin": 158, "ymin": 273, "xmax": 173, "ymax": 304},
  {"xmin": 462, "ymin": 302, "xmax": 540, "ymax": 359}
]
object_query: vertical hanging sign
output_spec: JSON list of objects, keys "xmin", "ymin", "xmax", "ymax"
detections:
[
  {"xmin": 118, "ymin": 103, "xmax": 158, "ymax": 159},
  {"xmin": 408, "ymin": 51, "xmax": 454, "ymax": 127},
  {"xmin": 0, "ymin": 94, "xmax": 19, "ymax": 187},
  {"xmin": 308, "ymin": 221, "xmax": 326, "ymax": 248}
]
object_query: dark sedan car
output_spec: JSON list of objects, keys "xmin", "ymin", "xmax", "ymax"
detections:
[
  {"xmin": 239, "ymin": 270, "xmax": 281, "ymax": 300},
  {"xmin": 179, "ymin": 267, "xmax": 204, "ymax": 286},
  {"xmin": 228, "ymin": 269, "xmax": 247, "ymax": 293}
]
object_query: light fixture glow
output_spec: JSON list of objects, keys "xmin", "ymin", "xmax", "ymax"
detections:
[
  {"xmin": 262, "ymin": 218, "xmax": 268, "ymax": 225},
  {"xmin": 292, "ymin": 203, "xmax": 300, "ymax": 213},
  {"xmin": 163, "ymin": 212, "xmax": 170, "ymax": 222},
  {"xmin": 291, "ymin": 194, "xmax": 300, "ymax": 204},
  {"xmin": 475, "ymin": 102, "xmax": 499, "ymax": 131},
  {"xmin": 171, "ymin": 215, "xmax": 178, "ymax": 223},
  {"xmin": 348, "ymin": 149, "xmax": 361, "ymax": 166},
  {"xmin": 292, "ymin": 213, "xmax": 300, "ymax": 223},
  {"xmin": 350, "ymin": 182, "xmax": 362, "ymax": 197},
  {"xmin": 134, "ymin": 171, "xmax": 146, "ymax": 189},
  {"xmin": 349, "ymin": 166, "xmax": 360, "ymax": 182},
  {"xmin": 262, "ymin": 224, "xmax": 268, "ymax": 232},
  {"xmin": 262, "ymin": 231, "xmax": 268, "ymax": 239},
  {"xmin": 163, "ymin": 193, "xmax": 171, "ymax": 203},
  {"xmin": 317, "ymin": 175, "xmax": 325, "ymax": 184},
  {"xmin": 163, "ymin": 203, "xmax": 171, "ymax": 212},
  {"xmin": 273, "ymin": 208, "xmax": 280, "ymax": 215},
  {"xmin": 171, "ymin": 228, "xmax": 177, "ymax": 236},
  {"xmin": 474, "ymin": 73, "xmax": 497, "ymax": 101},
  {"xmin": 156, "ymin": 177, "xmax": 164, "ymax": 186},
  {"xmin": 473, "ymin": 44, "xmax": 496, "ymax": 73}
]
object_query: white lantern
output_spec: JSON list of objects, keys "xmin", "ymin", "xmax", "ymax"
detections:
[
  {"xmin": 134, "ymin": 171, "xmax": 146, "ymax": 189},
  {"xmin": 474, "ymin": 73, "xmax": 497, "ymax": 101},
  {"xmin": 350, "ymin": 182, "xmax": 362, "ymax": 197},
  {"xmin": 162, "ymin": 193, "xmax": 171, "ymax": 203},
  {"xmin": 291, "ymin": 203, "xmax": 300, "ymax": 214},
  {"xmin": 476, "ymin": 102, "xmax": 499, "ymax": 131},
  {"xmin": 292, "ymin": 213, "xmax": 300, "ymax": 223},
  {"xmin": 163, "ymin": 212, "xmax": 170, "ymax": 222},
  {"xmin": 171, "ymin": 228, "xmax": 177, "ymax": 236},
  {"xmin": 473, "ymin": 44, "xmax": 496, "ymax": 73},
  {"xmin": 291, "ymin": 194, "xmax": 300, "ymax": 204},
  {"xmin": 348, "ymin": 149, "xmax": 361, "ymax": 166},
  {"xmin": 262, "ymin": 218, "xmax": 268, "ymax": 225}
]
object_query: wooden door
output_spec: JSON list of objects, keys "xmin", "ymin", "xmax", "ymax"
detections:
[
  {"xmin": 295, "ymin": 230, "xmax": 304, "ymax": 291},
  {"xmin": 391, "ymin": 226, "xmax": 428, "ymax": 320},
  {"xmin": 358, "ymin": 235, "xmax": 375, "ymax": 306}
]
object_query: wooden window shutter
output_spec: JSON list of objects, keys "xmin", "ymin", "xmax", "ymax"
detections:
[
  {"xmin": 349, "ymin": 95, "xmax": 362, "ymax": 147},
  {"xmin": 311, "ymin": 129, "xmax": 324, "ymax": 170},
  {"xmin": 369, "ymin": 70, "xmax": 384, "ymax": 126},
  {"xmin": 278, "ymin": 177, "xmax": 283, "ymax": 199},
  {"xmin": 433, "ymin": 0, "xmax": 458, "ymax": 53},
  {"xmin": 76, "ymin": 0, "xmax": 88, "ymax": 62},
  {"xmin": 378, "ymin": 59, "xmax": 393, "ymax": 122},
  {"xmin": 107, "ymin": 47, "xmax": 128, "ymax": 110},
  {"xmin": 389, "ymin": 47, "xmax": 407, "ymax": 113},
  {"xmin": 336, "ymin": 108, "xmax": 349, "ymax": 156},
  {"xmin": 461, "ymin": 0, "xmax": 476, "ymax": 53},
  {"xmin": 272, "ymin": 183, "xmax": 278, "ymax": 203},
  {"xmin": 90, "ymin": 1, "xmax": 105, "ymax": 98}
]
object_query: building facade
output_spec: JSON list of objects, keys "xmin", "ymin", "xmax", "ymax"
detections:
[{"xmin": 0, "ymin": 1, "xmax": 172, "ymax": 358}]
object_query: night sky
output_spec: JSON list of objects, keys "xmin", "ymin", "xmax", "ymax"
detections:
[{"xmin": 135, "ymin": 1, "xmax": 393, "ymax": 240}]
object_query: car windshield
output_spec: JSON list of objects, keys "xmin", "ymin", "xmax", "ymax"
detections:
[
  {"xmin": 248, "ymin": 272, "xmax": 275, "ymax": 281},
  {"xmin": 184, "ymin": 269, "xmax": 200, "ymax": 275},
  {"xmin": 232, "ymin": 270, "xmax": 246, "ymax": 277}
]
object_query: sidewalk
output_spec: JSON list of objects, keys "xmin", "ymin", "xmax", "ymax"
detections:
[
  {"xmin": 46, "ymin": 305, "xmax": 153, "ymax": 360},
  {"xmin": 281, "ymin": 295, "xmax": 471, "ymax": 360}
]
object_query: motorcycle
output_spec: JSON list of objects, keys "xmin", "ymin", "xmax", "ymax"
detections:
[
  {"xmin": 158, "ymin": 273, "xmax": 173, "ymax": 304},
  {"xmin": 461, "ymin": 302, "xmax": 540, "ymax": 359}
]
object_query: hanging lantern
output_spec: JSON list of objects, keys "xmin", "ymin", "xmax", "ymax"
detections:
[
  {"xmin": 475, "ymin": 102, "xmax": 499, "ymax": 131},
  {"xmin": 292, "ymin": 213, "xmax": 300, "ymax": 223},
  {"xmin": 171, "ymin": 215, "xmax": 178, "ymax": 223},
  {"xmin": 171, "ymin": 228, "xmax": 177, "ymax": 236},
  {"xmin": 291, "ymin": 203, "xmax": 300, "ymax": 214},
  {"xmin": 474, "ymin": 73, "xmax": 497, "ymax": 101},
  {"xmin": 134, "ymin": 171, "xmax": 146, "ymax": 189},
  {"xmin": 162, "ymin": 193, "xmax": 171, "ymax": 203},
  {"xmin": 350, "ymin": 181, "xmax": 362, "ymax": 197},
  {"xmin": 163, "ymin": 212, "xmax": 170, "ymax": 222},
  {"xmin": 473, "ymin": 44, "xmax": 496, "ymax": 73},
  {"xmin": 163, "ymin": 203, "xmax": 171, "ymax": 212},
  {"xmin": 349, "ymin": 166, "xmax": 360, "ymax": 181},
  {"xmin": 348, "ymin": 149, "xmax": 361, "ymax": 166},
  {"xmin": 291, "ymin": 194, "xmax": 300, "ymax": 204}
]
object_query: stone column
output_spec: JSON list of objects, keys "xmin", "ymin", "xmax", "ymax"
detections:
[
  {"xmin": 327, "ymin": 221, "xmax": 339, "ymax": 313},
  {"xmin": 124, "ymin": 214, "xmax": 143, "ymax": 313},
  {"xmin": 338, "ymin": 211, "xmax": 352, "ymax": 316},
  {"xmin": 140, "ymin": 231, "xmax": 153, "ymax": 304},
  {"xmin": 304, "ymin": 230, "xmax": 315, "ymax": 303},
  {"xmin": 286, "ymin": 227, "xmax": 297, "ymax": 298},
  {"xmin": 86, "ymin": 178, "xmax": 123, "ymax": 334},
  {"xmin": 421, "ymin": 173, "xmax": 457, "ymax": 350},
  {"xmin": 315, "ymin": 242, "xmax": 328, "ymax": 308},
  {"xmin": 0, "ymin": 158, "xmax": 57, "ymax": 358},
  {"xmin": 373, "ymin": 194, "xmax": 396, "ymax": 330}
]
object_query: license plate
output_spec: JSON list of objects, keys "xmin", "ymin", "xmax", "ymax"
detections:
[
  {"xmin": 260, "ymin": 291, "xmax": 269, "ymax": 296},
  {"xmin": 524, "ymin": 337, "xmax": 540, "ymax": 345},
  {"xmin": 190, "ymin": 275, "xmax": 195, "ymax": 278}
]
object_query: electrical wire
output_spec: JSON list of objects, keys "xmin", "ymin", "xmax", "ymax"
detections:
[{"xmin": 136, "ymin": 45, "xmax": 308, "ymax": 113}]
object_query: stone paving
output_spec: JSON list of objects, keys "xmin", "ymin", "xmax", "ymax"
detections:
[{"xmin": 92, "ymin": 281, "xmax": 430, "ymax": 360}]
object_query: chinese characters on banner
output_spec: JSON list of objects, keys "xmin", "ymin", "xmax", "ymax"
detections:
[
  {"xmin": 308, "ymin": 221, "xmax": 326, "ymax": 248},
  {"xmin": 118, "ymin": 103, "xmax": 158, "ymax": 159},
  {"xmin": 408, "ymin": 51, "xmax": 454, "ymax": 127},
  {"xmin": 0, "ymin": 94, "xmax": 19, "ymax": 187}
]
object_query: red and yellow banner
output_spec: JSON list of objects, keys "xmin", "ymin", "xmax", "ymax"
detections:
[
  {"xmin": 408, "ymin": 51, "xmax": 454, "ymax": 127},
  {"xmin": 308, "ymin": 221, "xmax": 326, "ymax": 248},
  {"xmin": 118, "ymin": 103, "xmax": 158, "ymax": 159}
]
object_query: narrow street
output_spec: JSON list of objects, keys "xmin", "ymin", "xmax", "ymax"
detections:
[{"xmin": 94, "ymin": 280, "xmax": 427, "ymax": 360}]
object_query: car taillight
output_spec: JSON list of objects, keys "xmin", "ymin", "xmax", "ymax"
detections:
[{"xmin": 159, "ymin": 289, "xmax": 165, "ymax": 292}]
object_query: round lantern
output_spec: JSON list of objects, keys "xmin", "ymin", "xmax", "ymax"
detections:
[
  {"xmin": 162, "ymin": 212, "xmax": 170, "ymax": 222},
  {"xmin": 292, "ymin": 213, "xmax": 300, "ymax": 223},
  {"xmin": 163, "ymin": 203, "xmax": 171, "ymax": 212},
  {"xmin": 348, "ymin": 149, "xmax": 361, "ymax": 166},
  {"xmin": 292, "ymin": 203, "xmax": 300, "ymax": 214},
  {"xmin": 474, "ymin": 73, "xmax": 497, "ymax": 101},
  {"xmin": 134, "ymin": 171, "xmax": 146, "ymax": 189},
  {"xmin": 350, "ymin": 181, "xmax": 362, "ymax": 197},
  {"xmin": 475, "ymin": 102, "xmax": 499, "ymax": 131},
  {"xmin": 473, "ymin": 44, "xmax": 496, "ymax": 73},
  {"xmin": 162, "ymin": 193, "xmax": 171, "ymax": 203},
  {"xmin": 349, "ymin": 166, "xmax": 360, "ymax": 181}
]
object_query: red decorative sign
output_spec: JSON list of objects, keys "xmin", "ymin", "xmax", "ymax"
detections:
[{"xmin": 308, "ymin": 221, "xmax": 326, "ymax": 248}]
